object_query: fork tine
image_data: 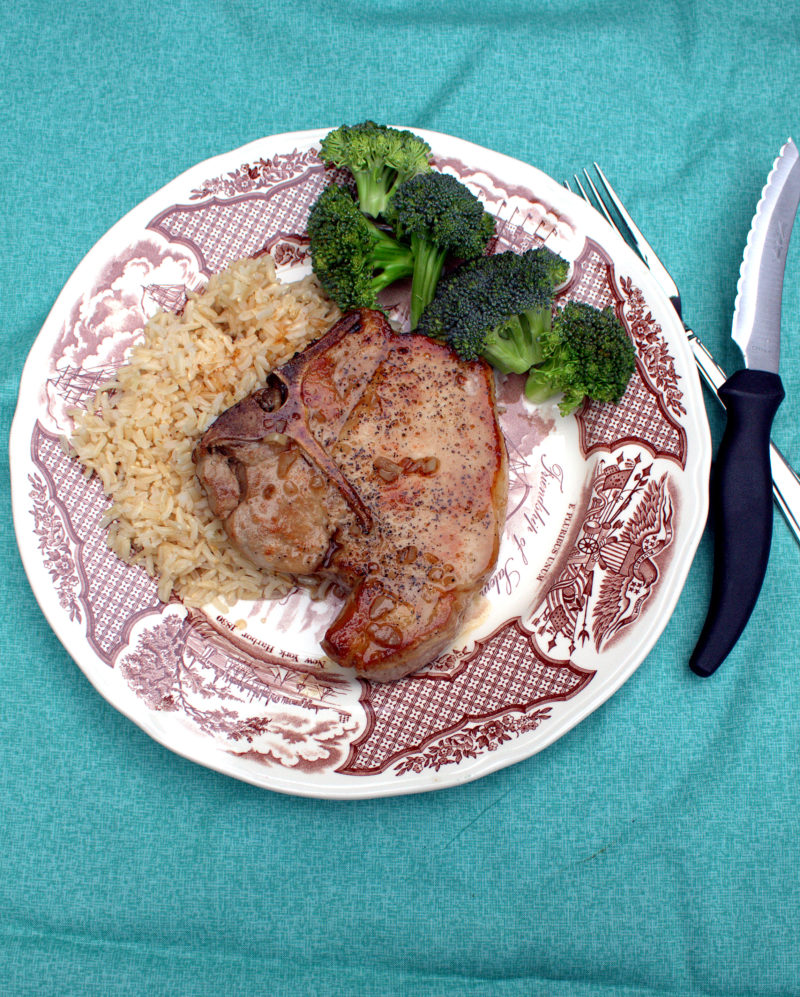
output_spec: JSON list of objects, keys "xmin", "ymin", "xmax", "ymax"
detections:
[
  {"xmin": 580, "ymin": 169, "xmax": 616, "ymax": 229},
  {"xmin": 569, "ymin": 170, "xmax": 627, "ymax": 239},
  {"xmin": 571, "ymin": 173, "xmax": 592, "ymax": 204},
  {"xmin": 563, "ymin": 168, "xmax": 800, "ymax": 545},
  {"xmin": 587, "ymin": 164, "xmax": 681, "ymax": 309},
  {"xmin": 570, "ymin": 170, "xmax": 630, "ymax": 249},
  {"xmin": 590, "ymin": 164, "xmax": 649, "ymax": 254}
]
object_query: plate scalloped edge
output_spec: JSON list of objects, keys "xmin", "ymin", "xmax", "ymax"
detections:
[{"xmin": 10, "ymin": 128, "xmax": 711, "ymax": 798}]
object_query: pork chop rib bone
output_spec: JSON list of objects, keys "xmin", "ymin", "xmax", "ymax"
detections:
[{"xmin": 194, "ymin": 309, "xmax": 508, "ymax": 681}]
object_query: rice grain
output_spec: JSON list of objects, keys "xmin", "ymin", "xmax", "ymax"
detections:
[{"xmin": 69, "ymin": 254, "xmax": 341, "ymax": 609}]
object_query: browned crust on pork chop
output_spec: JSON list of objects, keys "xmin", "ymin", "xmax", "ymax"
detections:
[{"xmin": 194, "ymin": 309, "xmax": 508, "ymax": 681}]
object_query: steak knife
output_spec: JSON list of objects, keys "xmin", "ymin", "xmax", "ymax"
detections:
[{"xmin": 690, "ymin": 138, "xmax": 800, "ymax": 678}]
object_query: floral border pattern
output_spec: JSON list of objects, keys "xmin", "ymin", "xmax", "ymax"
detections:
[
  {"xmin": 15, "ymin": 133, "xmax": 706, "ymax": 795},
  {"xmin": 394, "ymin": 708, "xmax": 553, "ymax": 775},
  {"xmin": 28, "ymin": 472, "xmax": 82, "ymax": 623},
  {"xmin": 621, "ymin": 276, "xmax": 686, "ymax": 419},
  {"xmin": 189, "ymin": 148, "xmax": 323, "ymax": 200}
]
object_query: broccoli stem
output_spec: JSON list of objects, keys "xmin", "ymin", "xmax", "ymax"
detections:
[
  {"xmin": 523, "ymin": 307, "xmax": 551, "ymax": 364},
  {"xmin": 370, "ymin": 228, "xmax": 412, "ymax": 266},
  {"xmin": 409, "ymin": 235, "xmax": 447, "ymax": 329},
  {"xmin": 482, "ymin": 318, "xmax": 531, "ymax": 374},
  {"xmin": 480, "ymin": 308, "xmax": 553, "ymax": 374},
  {"xmin": 354, "ymin": 170, "xmax": 395, "ymax": 218},
  {"xmin": 370, "ymin": 261, "xmax": 415, "ymax": 296},
  {"xmin": 504, "ymin": 316, "xmax": 531, "ymax": 366},
  {"xmin": 524, "ymin": 363, "xmax": 557, "ymax": 403},
  {"xmin": 368, "ymin": 227, "xmax": 414, "ymax": 295}
]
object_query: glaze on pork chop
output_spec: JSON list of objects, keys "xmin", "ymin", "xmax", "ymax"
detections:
[{"xmin": 194, "ymin": 309, "xmax": 508, "ymax": 681}]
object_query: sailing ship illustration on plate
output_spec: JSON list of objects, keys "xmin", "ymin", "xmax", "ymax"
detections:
[{"xmin": 142, "ymin": 282, "xmax": 190, "ymax": 314}]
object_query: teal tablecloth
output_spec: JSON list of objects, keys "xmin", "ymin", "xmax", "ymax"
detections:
[{"xmin": 3, "ymin": 2, "xmax": 800, "ymax": 994}]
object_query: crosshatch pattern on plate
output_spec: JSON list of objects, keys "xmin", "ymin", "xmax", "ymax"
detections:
[{"xmin": 25, "ymin": 142, "xmax": 692, "ymax": 785}]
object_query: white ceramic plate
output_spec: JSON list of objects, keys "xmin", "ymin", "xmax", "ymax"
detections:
[{"xmin": 10, "ymin": 128, "xmax": 711, "ymax": 797}]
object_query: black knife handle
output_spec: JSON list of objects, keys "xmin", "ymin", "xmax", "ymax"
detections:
[{"xmin": 690, "ymin": 368, "xmax": 784, "ymax": 677}]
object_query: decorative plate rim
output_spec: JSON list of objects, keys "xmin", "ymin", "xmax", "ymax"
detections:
[{"xmin": 10, "ymin": 128, "xmax": 711, "ymax": 798}]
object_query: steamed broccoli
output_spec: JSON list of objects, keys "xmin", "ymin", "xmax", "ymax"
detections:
[
  {"xmin": 524, "ymin": 300, "xmax": 636, "ymax": 414},
  {"xmin": 418, "ymin": 250, "xmax": 635, "ymax": 415},
  {"xmin": 416, "ymin": 248, "xmax": 569, "ymax": 372},
  {"xmin": 388, "ymin": 171, "xmax": 495, "ymax": 328},
  {"xmin": 319, "ymin": 121, "xmax": 432, "ymax": 219},
  {"xmin": 307, "ymin": 183, "xmax": 413, "ymax": 310}
]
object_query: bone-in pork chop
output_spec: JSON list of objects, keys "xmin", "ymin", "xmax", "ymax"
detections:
[{"xmin": 194, "ymin": 309, "xmax": 508, "ymax": 681}]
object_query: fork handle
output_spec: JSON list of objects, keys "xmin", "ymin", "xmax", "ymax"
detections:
[
  {"xmin": 689, "ymin": 368, "xmax": 784, "ymax": 677},
  {"xmin": 687, "ymin": 328, "xmax": 800, "ymax": 547}
]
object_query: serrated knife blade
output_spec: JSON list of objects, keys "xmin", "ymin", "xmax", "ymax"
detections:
[
  {"xmin": 732, "ymin": 138, "xmax": 800, "ymax": 372},
  {"xmin": 690, "ymin": 139, "xmax": 800, "ymax": 677}
]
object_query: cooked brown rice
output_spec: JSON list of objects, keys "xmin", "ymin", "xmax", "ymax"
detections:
[{"xmin": 68, "ymin": 254, "xmax": 341, "ymax": 609}]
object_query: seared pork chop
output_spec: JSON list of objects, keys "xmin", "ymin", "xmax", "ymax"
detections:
[{"xmin": 194, "ymin": 309, "xmax": 508, "ymax": 681}]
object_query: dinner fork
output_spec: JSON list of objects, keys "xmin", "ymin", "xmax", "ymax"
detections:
[{"xmin": 566, "ymin": 165, "xmax": 800, "ymax": 548}]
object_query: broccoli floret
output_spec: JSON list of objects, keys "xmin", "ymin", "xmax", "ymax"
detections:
[
  {"xmin": 524, "ymin": 300, "xmax": 636, "ymax": 414},
  {"xmin": 319, "ymin": 121, "xmax": 432, "ymax": 219},
  {"xmin": 388, "ymin": 172, "xmax": 495, "ymax": 328},
  {"xmin": 417, "ymin": 248, "xmax": 569, "ymax": 371},
  {"xmin": 418, "ymin": 251, "xmax": 634, "ymax": 415},
  {"xmin": 307, "ymin": 184, "xmax": 414, "ymax": 311}
]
